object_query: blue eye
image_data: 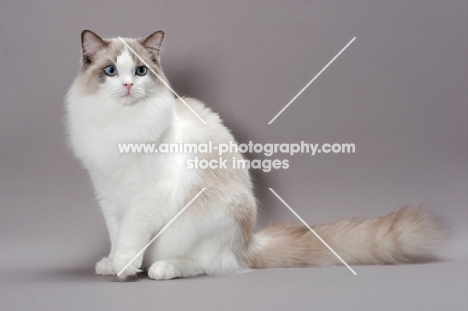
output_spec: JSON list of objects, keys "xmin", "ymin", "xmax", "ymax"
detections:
[
  {"xmin": 104, "ymin": 65, "xmax": 117, "ymax": 76},
  {"xmin": 135, "ymin": 66, "xmax": 147, "ymax": 76}
]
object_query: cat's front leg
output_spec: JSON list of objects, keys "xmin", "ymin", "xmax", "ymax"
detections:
[
  {"xmin": 112, "ymin": 205, "xmax": 161, "ymax": 279},
  {"xmin": 95, "ymin": 200, "xmax": 120, "ymax": 275}
]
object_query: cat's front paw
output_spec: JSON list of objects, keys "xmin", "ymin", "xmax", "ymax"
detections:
[
  {"xmin": 95, "ymin": 257, "xmax": 115, "ymax": 275},
  {"xmin": 148, "ymin": 260, "xmax": 179, "ymax": 280},
  {"xmin": 113, "ymin": 255, "xmax": 143, "ymax": 279}
]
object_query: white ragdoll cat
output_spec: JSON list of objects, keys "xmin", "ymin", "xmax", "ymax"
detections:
[{"xmin": 65, "ymin": 30, "xmax": 443, "ymax": 280}]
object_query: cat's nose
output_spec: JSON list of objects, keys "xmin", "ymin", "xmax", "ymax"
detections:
[{"xmin": 123, "ymin": 83, "xmax": 133, "ymax": 91}]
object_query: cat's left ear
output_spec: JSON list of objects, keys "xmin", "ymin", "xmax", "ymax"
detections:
[{"xmin": 142, "ymin": 30, "xmax": 165, "ymax": 63}]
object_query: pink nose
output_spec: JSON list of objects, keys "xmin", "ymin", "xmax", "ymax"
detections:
[{"xmin": 123, "ymin": 83, "xmax": 133, "ymax": 91}]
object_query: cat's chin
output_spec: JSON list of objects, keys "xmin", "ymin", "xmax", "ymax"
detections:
[{"xmin": 117, "ymin": 96, "xmax": 143, "ymax": 106}]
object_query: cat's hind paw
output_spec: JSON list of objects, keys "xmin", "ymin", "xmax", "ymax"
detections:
[
  {"xmin": 148, "ymin": 260, "xmax": 179, "ymax": 280},
  {"xmin": 95, "ymin": 257, "xmax": 115, "ymax": 275},
  {"xmin": 148, "ymin": 258, "xmax": 205, "ymax": 280}
]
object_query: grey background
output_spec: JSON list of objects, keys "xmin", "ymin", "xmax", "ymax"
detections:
[{"xmin": 0, "ymin": 0, "xmax": 466, "ymax": 310}]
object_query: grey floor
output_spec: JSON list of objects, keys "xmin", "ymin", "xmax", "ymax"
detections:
[{"xmin": 1, "ymin": 241, "xmax": 467, "ymax": 311}]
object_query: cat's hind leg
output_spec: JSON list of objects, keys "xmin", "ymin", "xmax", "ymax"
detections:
[{"xmin": 148, "ymin": 258, "xmax": 205, "ymax": 280}]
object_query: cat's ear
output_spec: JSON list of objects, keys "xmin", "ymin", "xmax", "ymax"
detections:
[
  {"xmin": 81, "ymin": 30, "xmax": 107, "ymax": 64},
  {"xmin": 142, "ymin": 30, "xmax": 165, "ymax": 63}
]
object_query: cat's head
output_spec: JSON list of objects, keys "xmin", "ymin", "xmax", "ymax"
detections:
[{"xmin": 78, "ymin": 30, "xmax": 168, "ymax": 105}]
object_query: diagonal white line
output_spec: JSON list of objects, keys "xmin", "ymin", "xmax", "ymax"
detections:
[
  {"xmin": 268, "ymin": 188, "xmax": 357, "ymax": 275},
  {"xmin": 118, "ymin": 37, "xmax": 207, "ymax": 124},
  {"xmin": 117, "ymin": 188, "xmax": 207, "ymax": 277},
  {"xmin": 268, "ymin": 37, "xmax": 356, "ymax": 124}
]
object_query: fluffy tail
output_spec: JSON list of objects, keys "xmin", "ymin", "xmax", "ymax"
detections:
[{"xmin": 246, "ymin": 205, "xmax": 444, "ymax": 268}]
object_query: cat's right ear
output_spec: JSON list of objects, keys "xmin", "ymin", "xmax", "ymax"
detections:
[{"xmin": 81, "ymin": 30, "xmax": 107, "ymax": 64}]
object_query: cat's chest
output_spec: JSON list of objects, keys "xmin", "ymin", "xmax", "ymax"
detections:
[
  {"xmin": 75, "ymin": 121, "xmax": 153, "ymax": 169},
  {"xmin": 90, "ymin": 151, "xmax": 176, "ymax": 206}
]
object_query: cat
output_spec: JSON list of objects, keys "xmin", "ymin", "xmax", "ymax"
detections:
[{"xmin": 65, "ymin": 30, "xmax": 443, "ymax": 280}]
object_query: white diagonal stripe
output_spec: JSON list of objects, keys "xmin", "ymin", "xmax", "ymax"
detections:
[
  {"xmin": 118, "ymin": 37, "xmax": 207, "ymax": 124},
  {"xmin": 269, "ymin": 188, "xmax": 357, "ymax": 275},
  {"xmin": 268, "ymin": 37, "xmax": 356, "ymax": 124}
]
